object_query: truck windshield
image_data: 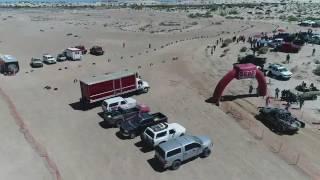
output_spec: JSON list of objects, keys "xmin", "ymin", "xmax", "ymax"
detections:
[
  {"xmin": 145, "ymin": 129, "xmax": 154, "ymax": 138},
  {"xmin": 102, "ymin": 101, "xmax": 108, "ymax": 108}
]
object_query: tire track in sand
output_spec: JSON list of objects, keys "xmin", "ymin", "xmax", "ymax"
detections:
[{"xmin": 0, "ymin": 87, "xmax": 61, "ymax": 180}]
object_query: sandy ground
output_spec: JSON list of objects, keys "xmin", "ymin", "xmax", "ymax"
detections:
[{"xmin": 0, "ymin": 8, "xmax": 319, "ymax": 180}]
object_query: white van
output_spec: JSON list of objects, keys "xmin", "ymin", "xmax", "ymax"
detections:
[
  {"xmin": 65, "ymin": 48, "xmax": 82, "ymax": 61},
  {"xmin": 102, "ymin": 97, "xmax": 137, "ymax": 112}
]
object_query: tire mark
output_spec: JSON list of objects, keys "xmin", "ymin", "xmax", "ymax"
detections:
[{"xmin": 0, "ymin": 87, "xmax": 61, "ymax": 180}]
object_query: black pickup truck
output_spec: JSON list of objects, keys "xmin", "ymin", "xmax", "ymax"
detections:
[
  {"xmin": 119, "ymin": 112, "xmax": 168, "ymax": 139},
  {"xmin": 103, "ymin": 106, "xmax": 149, "ymax": 127}
]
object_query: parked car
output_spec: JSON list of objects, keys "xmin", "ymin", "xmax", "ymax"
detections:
[
  {"xmin": 90, "ymin": 46, "xmax": 104, "ymax": 56},
  {"xmin": 57, "ymin": 53, "xmax": 67, "ymax": 62},
  {"xmin": 30, "ymin": 58, "xmax": 43, "ymax": 68},
  {"xmin": 154, "ymin": 135, "xmax": 213, "ymax": 170},
  {"xmin": 141, "ymin": 122, "xmax": 186, "ymax": 147},
  {"xmin": 42, "ymin": 54, "xmax": 56, "ymax": 64},
  {"xmin": 237, "ymin": 54, "xmax": 266, "ymax": 68},
  {"xmin": 75, "ymin": 45, "xmax": 87, "ymax": 54},
  {"xmin": 265, "ymin": 63, "xmax": 292, "ymax": 80},
  {"xmin": 268, "ymin": 38, "xmax": 283, "ymax": 48},
  {"xmin": 256, "ymin": 107, "xmax": 305, "ymax": 134},
  {"xmin": 80, "ymin": 71, "xmax": 150, "ymax": 105},
  {"xmin": 103, "ymin": 104, "xmax": 150, "ymax": 127},
  {"xmin": 0, "ymin": 55, "xmax": 19, "ymax": 75},
  {"xmin": 102, "ymin": 97, "xmax": 137, "ymax": 112},
  {"xmin": 120, "ymin": 112, "xmax": 168, "ymax": 139}
]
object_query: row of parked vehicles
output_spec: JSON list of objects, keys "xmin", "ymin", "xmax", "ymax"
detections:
[
  {"xmin": 78, "ymin": 70, "xmax": 213, "ymax": 170},
  {"xmin": 30, "ymin": 45, "xmax": 104, "ymax": 68},
  {"xmin": 101, "ymin": 97, "xmax": 214, "ymax": 170}
]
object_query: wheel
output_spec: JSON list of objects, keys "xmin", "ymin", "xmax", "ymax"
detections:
[
  {"xmin": 143, "ymin": 87, "xmax": 149, "ymax": 93},
  {"xmin": 129, "ymin": 133, "xmax": 136, "ymax": 139},
  {"xmin": 267, "ymin": 71, "xmax": 272, "ymax": 76},
  {"xmin": 312, "ymin": 95, "xmax": 317, "ymax": 100},
  {"xmin": 201, "ymin": 148, "xmax": 211, "ymax": 158},
  {"xmin": 115, "ymin": 120, "xmax": 121, "ymax": 128},
  {"xmin": 171, "ymin": 160, "xmax": 181, "ymax": 170}
]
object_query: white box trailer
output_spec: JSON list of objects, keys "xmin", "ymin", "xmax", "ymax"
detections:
[{"xmin": 65, "ymin": 47, "xmax": 82, "ymax": 61}]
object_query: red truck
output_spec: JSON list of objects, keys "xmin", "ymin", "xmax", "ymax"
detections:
[{"xmin": 80, "ymin": 71, "xmax": 150, "ymax": 104}]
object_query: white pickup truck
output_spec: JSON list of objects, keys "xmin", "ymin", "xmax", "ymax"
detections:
[
  {"xmin": 141, "ymin": 122, "xmax": 186, "ymax": 147},
  {"xmin": 102, "ymin": 96, "xmax": 137, "ymax": 112},
  {"xmin": 265, "ymin": 63, "xmax": 292, "ymax": 80}
]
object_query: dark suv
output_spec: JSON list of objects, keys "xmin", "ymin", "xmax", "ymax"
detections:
[
  {"xmin": 119, "ymin": 112, "xmax": 168, "ymax": 139},
  {"xmin": 103, "ymin": 105, "xmax": 150, "ymax": 128},
  {"xmin": 75, "ymin": 45, "xmax": 87, "ymax": 54},
  {"xmin": 90, "ymin": 46, "xmax": 104, "ymax": 56}
]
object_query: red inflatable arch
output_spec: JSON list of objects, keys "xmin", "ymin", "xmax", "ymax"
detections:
[{"xmin": 212, "ymin": 63, "xmax": 267, "ymax": 105}]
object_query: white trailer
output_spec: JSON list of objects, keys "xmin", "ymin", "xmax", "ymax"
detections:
[{"xmin": 65, "ymin": 47, "xmax": 82, "ymax": 61}]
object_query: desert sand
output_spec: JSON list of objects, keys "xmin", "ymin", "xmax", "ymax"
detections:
[{"xmin": 0, "ymin": 6, "xmax": 319, "ymax": 180}]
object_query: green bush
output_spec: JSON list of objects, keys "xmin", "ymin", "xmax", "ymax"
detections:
[
  {"xmin": 219, "ymin": 11, "xmax": 227, "ymax": 17},
  {"xmin": 229, "ymin": 9, "xmax": 239, "ymax": 15},
  {"xmin": 258, "ymin": 47, "xmax": 268, "ymax": 54},
  {"xmin": 240, "ymin": 46, "xmax": 247, "ymax": 52},
  {"xmin": 313, "ymin": 65, "xmax": 320, "ymax": 76},
  {"xmin": 287, "ymin": 15, "xmax": 298, "ymax": 22},
  {"xmin": 221, "ymin": 38, "xmax": 232, "ymax": 48}
]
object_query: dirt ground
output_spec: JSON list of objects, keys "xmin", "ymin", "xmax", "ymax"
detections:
[{"xmin": 0, "ymin": 8, "xmax": 319, "ymax": 180}]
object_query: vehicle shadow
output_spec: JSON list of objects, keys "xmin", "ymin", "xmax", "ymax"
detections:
[
  {"xmin": 254, "ymin": 114, "xmax": 296, "ymax": 136},
  {"xmin": 69, "ymin": 101, "xmax": 101, "ymax": 111},
  {"xmin": 147, "ymin": 158, "xmax": 166, "ymax": 173},
  {"xmin": 135, "ymin": 141, "xmax": 154, "ymax": 153},
  {"xmin": 205, "ymin": 94, "xmax": 258, "ymax": 104},
  {"xmin": 147, "ymin": 156, "xmax": 199, "ymax": 173},
  {"xmin": 98, "ymin": 121, "xmax": 112, "ymax": 129},
  {"xmin": 115, "ymin": 131, "xmax": 130, "ymax": 140}
]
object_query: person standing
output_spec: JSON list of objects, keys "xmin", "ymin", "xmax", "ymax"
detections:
[
  {"xmin": 275, "ymin": 88, "xmax": 280, "ymax": 99},
  {"xmin": 285, "ymin": 101, "xmax": 290, "ymax": 110},
  {"xmin": 312, "ymin": 48, "xmax": 316, "ymax": 56},
  {"xmin": 249, "ymin": 84, "xmax": 253, "ymax": 94},
  {"xmin": 299, "ymin": 96, "xmax": 305, "ymax": 109},
  {"xmin": 286, "ymin": 54, "xmax": 290, "ymax": 64},
  {"xmin": 265, "ymin": 96, "xmax": 271, "ymax": 107},
  {"xmin": 213, "ymin": 45, "xmax": 216, "ymax": 51}
]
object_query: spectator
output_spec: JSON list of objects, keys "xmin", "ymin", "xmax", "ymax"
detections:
[
  {"xmin": 286, "ymin": 54, "xmax": 290, "ymax": 64},
  {"xmin": 299, "ymin": 97, "xmax": 305, "ymax": 109},
  {"xmin": 265, "ymin": 96, "xmax": 271, "ymax": 107},
  {"xmin": 275, "ymin": 88, "xmax": 280, "ymax": 99},
  {"xmin": 312, "ymin": 48, "xmax": 316, "ymax": 56},
  {"xmin": 249, "ymin": 84, "xmax": 253, "ymax": 94}
]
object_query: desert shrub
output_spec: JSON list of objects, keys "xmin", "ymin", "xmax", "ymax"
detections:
[
  {"xmin": 221, "ymin": 38, "xmax": 232, "ymax": 48},
  {"xmin": 313, "ymin": 65, "xmax": 320, "ymax": 76},
  {"xmin": 291, "ymin": 65, "xmax": 298, "ymax": 73},
  {"xmin": 258, "ymin": 47, "xmax": 268, "ymax": 54},
  {"xmin": 219, "ymin": 11, "xmax": 227, "ymax": 17},
  {"xmin": 190, "ymin": 21, "xmax": 198, "ymax": 25},
  {"xmin": 287, "ymin": 15, "xmax": 298, "ymax": 22},
  {"xmin": 229, "ymin": 9, "xmax": 239, "ymax": 15},
  {"xmin": 240, "ymin": 46, "xmax": 247, "ymax": 52},
  {"xmin": 225, "ymin": 16, "xmax": 244, "ymax": 20},
  {"xmin": 279, "ymin": 15, "xmax": 286, "ymax": 20},
  {"xmin": 306, "ymin": 16, "xmax": 320, "ymax": 21}
]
